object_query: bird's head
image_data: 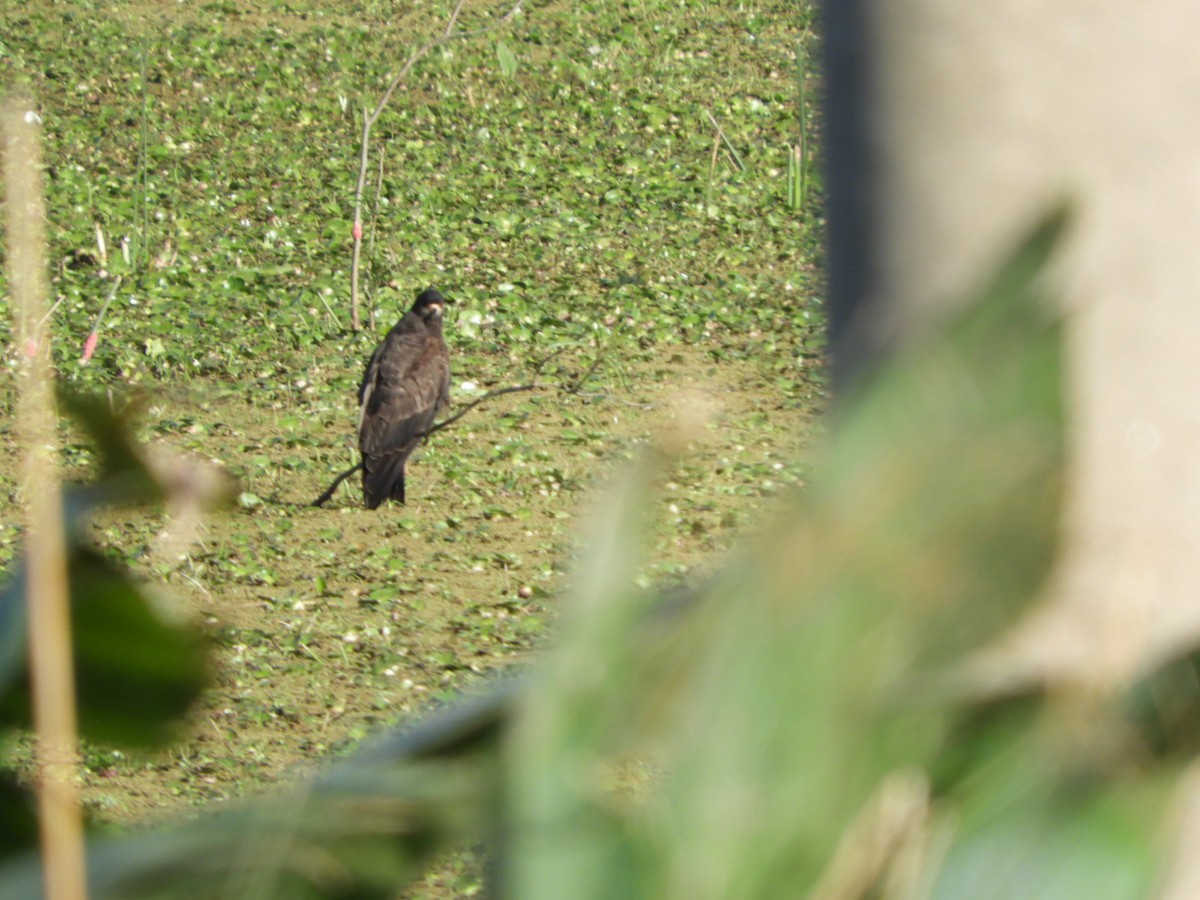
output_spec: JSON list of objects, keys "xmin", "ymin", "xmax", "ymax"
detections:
[{"xmin": 412, "ymin": 288, "xmax": 447, "ymax": 321}]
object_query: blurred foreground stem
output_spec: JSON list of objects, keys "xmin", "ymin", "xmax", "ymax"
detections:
[{"xmin": 3, "ymin": 91, "xmax": 88, "ymax": 900}]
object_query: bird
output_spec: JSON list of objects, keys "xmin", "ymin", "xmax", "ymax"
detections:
[{"xmin": 357, "ymin": 288, "xmax": 451, "ymax": 508}]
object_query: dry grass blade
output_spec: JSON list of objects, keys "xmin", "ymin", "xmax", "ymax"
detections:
[{"xmin": 2, "ymin": 92, "xmax": 88, "ymax": 899}]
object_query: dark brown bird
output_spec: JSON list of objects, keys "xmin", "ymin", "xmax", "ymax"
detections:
[{"xmin": 358, "ymin": 288, "xmax": 451, "ymax": 508}]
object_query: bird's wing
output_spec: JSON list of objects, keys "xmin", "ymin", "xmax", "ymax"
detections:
[
  {"xmin": 434, "ymin": 336, "xmax": 451, "ymax": 413},
  {"xmin": 357, "ymin": 342, "xmax": 385, "ymax": 430},
  {"xmin": 359, "ymin": 328, "xmax": 449, "ymax": 457}
]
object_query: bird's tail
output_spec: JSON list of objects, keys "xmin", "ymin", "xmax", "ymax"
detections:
[{"xmin": 362, "ymin": 453, "xmax": 407, "ymax": 509}]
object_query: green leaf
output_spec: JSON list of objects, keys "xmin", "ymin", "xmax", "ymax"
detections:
[
  {"xmin": 504, "ymin": 447, "xmax": 670, "ymax": 898},
  {"xmin": 0, "ymin": 547, "xmax": 208, "ymax": 749},
  {"xmin": 496, "ymin": 41, "xmax": 518, "ymax": 79},
  {"xmin": 819, "ymin": 205, "xmax": 1069, "ymax": 663},
  {"xmin": 0, "ymin": 685, "xmax": 511, "ymax": 899},
  {"xmin": 638, "ymin": 207, "xmax": 1073, "ymax": 897},
  {"xmin": 57, "ymin": 389, "xmax": 161, "ymax": 506},
  {"xmin": 933, "ymin": 760, "xmax": 1167, "ymax": 900}
]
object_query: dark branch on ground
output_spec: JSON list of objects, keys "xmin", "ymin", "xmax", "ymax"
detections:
[
  {"xmin": 310, "ymin": 349, "xmax": 569, "ymax": 508},
  {"xmin": 310, "ymin": 460, "xmax": 365, "ymax": 508},
  {"xmin": 563, "ymin": 354, "xmax": 605, "ymax": 395},
  {"xmin": 426, "ymin": 383, "xmax": 538, "ymax": 436}
]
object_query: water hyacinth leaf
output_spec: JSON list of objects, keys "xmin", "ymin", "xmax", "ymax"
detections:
[
  {"xmin": 496, "ymin": 42, "xmax": 518, "ymax": 79},
  {"xmin": 0, "ymin": 547, "xmax": 207, "ymax": 749}
]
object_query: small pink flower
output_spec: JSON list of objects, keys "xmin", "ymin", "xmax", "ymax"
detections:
[
  {"xmin": 352, "ymin": 222, "xmax": 363, "ymax": 241},
  {"xmin": 82, "ymin": 331, "xmax": 99, "ymax": 362},
  {"xmin": 24, "ymin": 338, "xmax": 37, "ymax": 359}
]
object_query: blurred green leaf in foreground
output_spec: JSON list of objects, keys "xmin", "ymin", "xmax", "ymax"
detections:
[
  {"xmin": 502, "ymin": 205, "xmax": 1165, "ymax": 900},
  {"xmin": 0, "ymin": 207, "xmax": 1187, "ymax": 898}
]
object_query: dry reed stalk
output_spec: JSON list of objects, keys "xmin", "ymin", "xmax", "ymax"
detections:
[{"xmin": 3, "ymin": 91, "xmax": 88, "ymax": 900}]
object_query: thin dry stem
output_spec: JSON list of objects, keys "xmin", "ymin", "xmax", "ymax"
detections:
[
  {"xmin": 3, "ymin": 92, "xmax": 88, "ymax": 900},
  {"xmin": 444, "ymin": 0, "xmax": 470, "ymax": 37},
  {"xmin": 350, "ymin": 112, "xmax": 371, "ymax": 330},
  {"xmin": 704, "ymin": 108, "xmax": 746, "ymax": 173},
  {"xmin": 707, "ymin": 128, "xmax": 721, "ymax": 202},
  {"xmin": 349, "ymin": 0, "xmax": 525, "ymax": 330}
]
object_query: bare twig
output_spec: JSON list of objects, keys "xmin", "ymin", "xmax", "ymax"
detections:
[
  {"xmin": 349, "ymin": 111, "xmax": 371, "ymax": 330},
  {"xmin": 138, "ymin": 39, "xmax": 151, "ymax": 273},
  {"xmin": 704, "ymin": 109, "xmax": 746, "ymax": 172},
  {"xmin": 707, "ymin": 127, "xmax": 721, "ymax": 203},
  {"xmin": 312, "ymin": 344, "xmax": 565, "ymax": 507},
  {"xmin": 311, "ymin": 383, "xmax": 539, "ymax": 507},
  {"xmin": 94, "ymin": 222, "xmax": 107, "ymax": 267},
  {"xmin": 529, "ymin": 345, "xmax": 570, "ymax": 379},
  {"xmin": 311, "ymin": 460, "xmax": 364, "ymax": 508},
  {"xmin": 444, "ymin": 0, "xmax": 470, "ymax": 37},
  {"xmin": 426, "ymin": 383, "xmax": 539, "ymax": 435},
  {"xmin": 565, "ymin": 354, "xmax": 605, "ymax": 395},
  {"xmin": 4, "ymin": 92, "xmax": 88, "ymax": 900},
  {"xmin": 563, "ymin": 325, "xmax": 630, "ymax": 396},
  {"xmin": 349, "ymin": 0, "xmax": 525, "ymax": 330},
  {"xmin": 793, "ymin": 35, "xmax": 809, "ymax": 213},
  {"xmin": 82, "ymin": 275, "xmax": 122, "ymax": 363},
  {"xmin": 367, "ymin": 142, "xmax": 387, "ymax": 331}
]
